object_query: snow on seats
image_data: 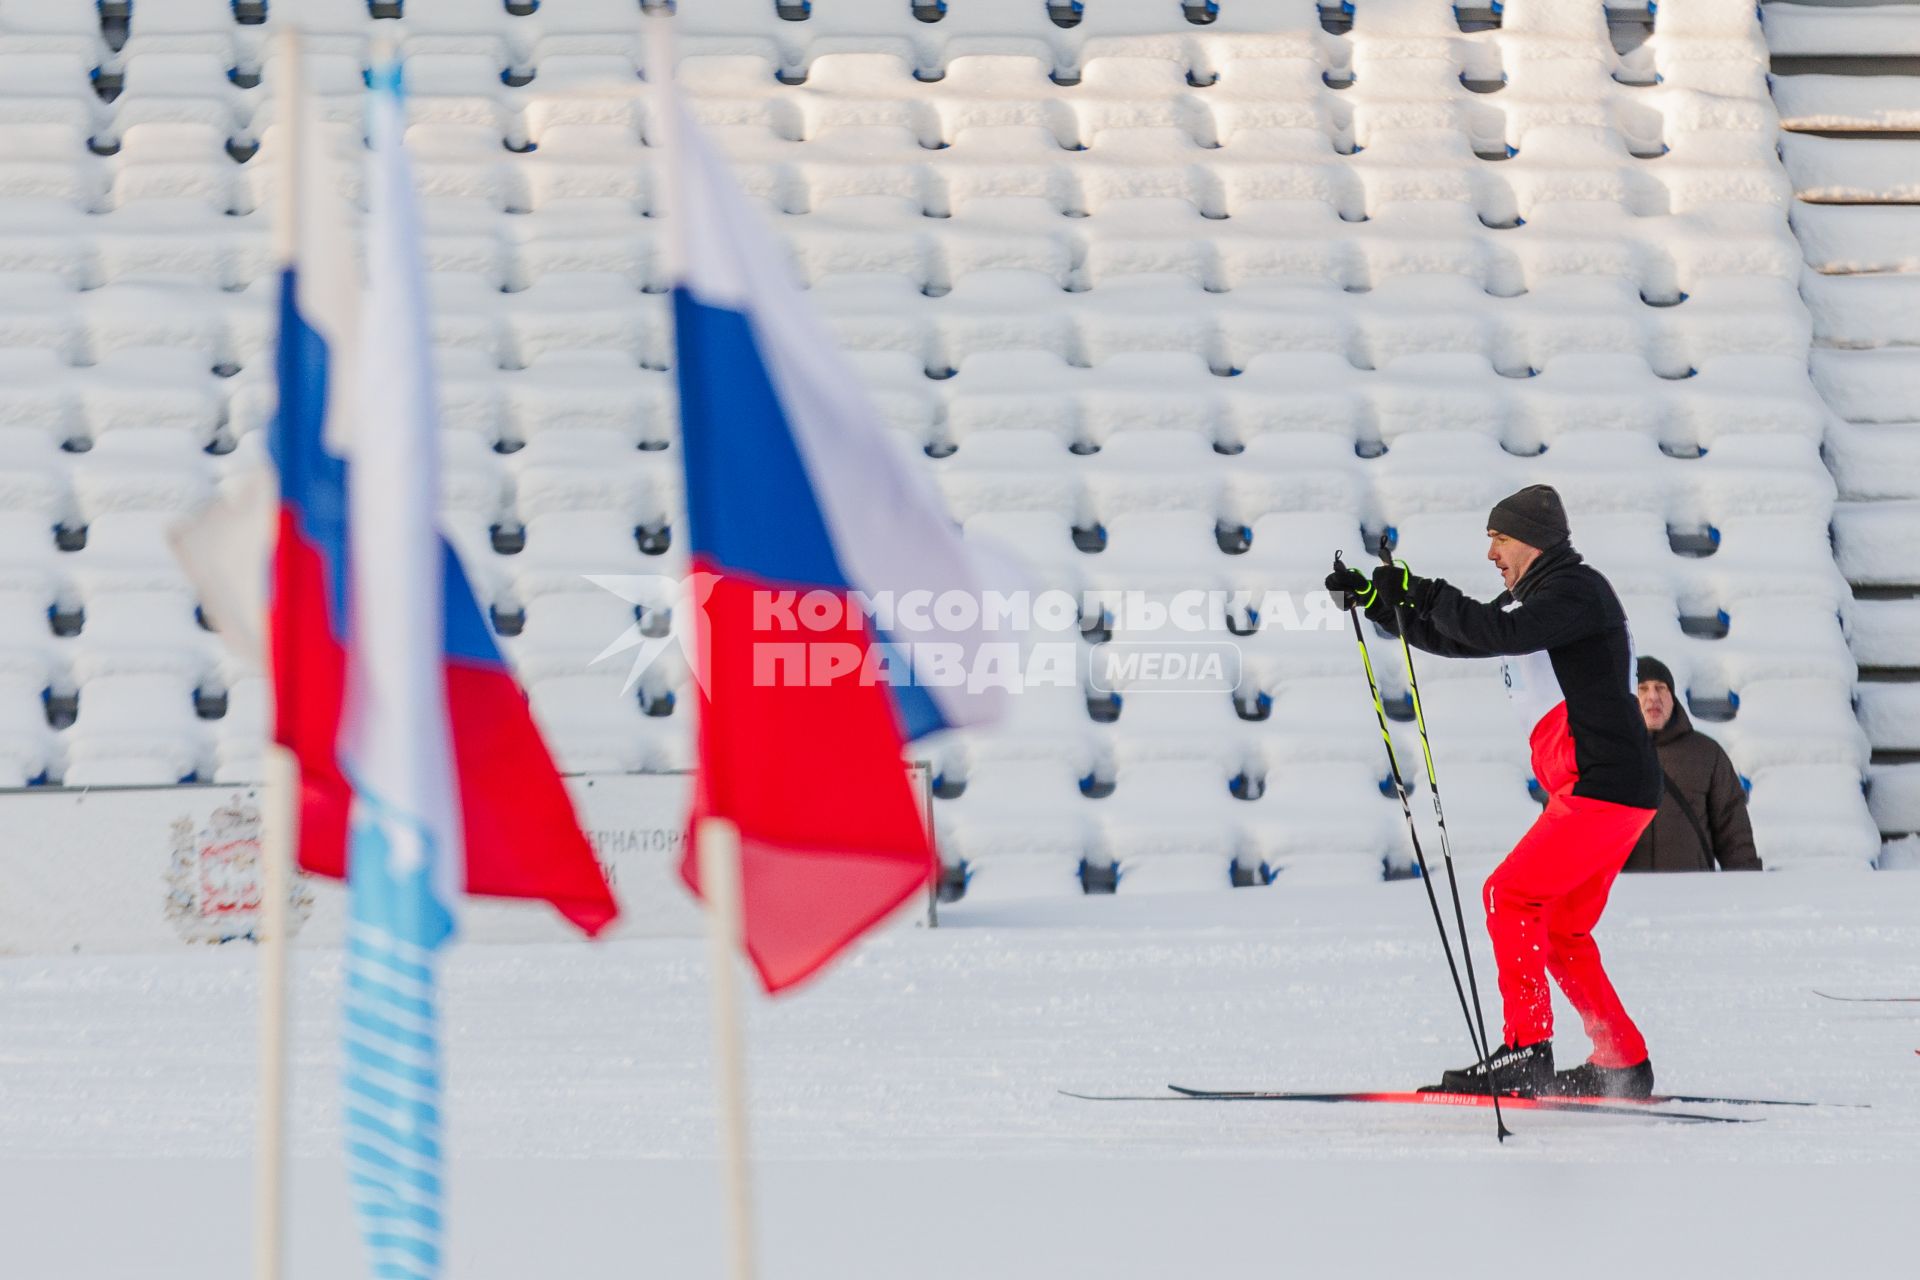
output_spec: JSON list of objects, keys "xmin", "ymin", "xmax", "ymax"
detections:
[
  {"xmin": 1773, "ymin": 74, "xmax": 1920, "ymax": 134},
  {"xmin": 1782, "ymin": 135, "xmax": 1920, "ymax": 205},
  {"xmin": 1793, "ymin": 204, "xmax": 1920, "ymax": 277},
  {"xmin": 60, "ymin": 671, "xmax": 207, "ymax": 786},
  {"xmin": 1765, "ymin": 3, "xmax": 1920, "ymax": 59},
  {"xmin": 0, "ymin": 0, "xmax": 1872, "ymax": 878},
  {"xmin": 526, "ymin": 667, "xmax": 686, "ymax": 776},
  {"xmin": 1770, "ymin": 8, "xmax": 1920, "ymax": 879},
  {"xmin": 212, "ymin": 672, "xmax": 264, "ymax": 783},
  {"xmin": 929, "ymin": 678, "xmax": 1097, "ymax": 900}
]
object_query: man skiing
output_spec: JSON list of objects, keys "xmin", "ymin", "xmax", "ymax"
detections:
[{"xmin": 1326, "ymin": 486, "xmax": 1663, "ymax": 1099}]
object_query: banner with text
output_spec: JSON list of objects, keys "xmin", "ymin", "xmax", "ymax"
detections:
[{"xmin": 0, "ymin": 769, "xmax": 934, "ymax": 954}]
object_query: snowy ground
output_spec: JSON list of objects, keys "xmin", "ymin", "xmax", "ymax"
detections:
[{"xmin": 5, "ymin": 870, "xmax": 1918, "ymax": 1279}]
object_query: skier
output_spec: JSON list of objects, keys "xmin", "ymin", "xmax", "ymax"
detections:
[{"xmin": 1325, "ymin": 486, "xmax": 1663, "ymax": 1099}]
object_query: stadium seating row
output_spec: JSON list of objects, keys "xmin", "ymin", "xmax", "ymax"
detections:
[
  {"xmin": 1764, "ymin": 0, "xmax": 1920, "ymax": 859},
  {"xmin": 0, "ymin": 0, "xmax": 1878, "ymax": 882}
]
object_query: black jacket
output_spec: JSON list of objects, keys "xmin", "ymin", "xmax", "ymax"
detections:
[
  {"xmin": 1365, "ymin": 542, "xmax": 1663, "ymax": 810},
  {"xmin": 1623, "ymin": 704, "xmax": 1762, "ymax": 872}
]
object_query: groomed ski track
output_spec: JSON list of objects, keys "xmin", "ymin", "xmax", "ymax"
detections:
[
  {"xmin": 2, "ymin": 869, "xmax": 1915, "ymax": 1278},
  {"xmin": 1163, "ymin": 1084, "xmax": 1858, "ymax": 1107},
  {"xmin": 1060, "ymin": 1088, "xmax": 1752, "ymax": 1123}
]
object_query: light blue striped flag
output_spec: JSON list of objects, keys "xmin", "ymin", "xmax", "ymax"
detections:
[
  {"xmin": 336, "ymin": 58, "xmax": 461, "ymax": 1280},
  {"xmin": 257, "ymin": 38, "xmax": 617, "ymax": 1280}
]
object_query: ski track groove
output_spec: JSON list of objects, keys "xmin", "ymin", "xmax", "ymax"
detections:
[{"xmin": 0, "ymin": 876, "xmax": 1913, "ymax": 1166}]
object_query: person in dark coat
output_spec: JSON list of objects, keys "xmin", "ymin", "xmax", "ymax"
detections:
[
  {"xmin": 1624, "ymin": 657, "xmax": 1761, "ymax": 873},
  {"xmin": 1326, "ymin": 485, "xmax": 1663, "ymax": 1100}
]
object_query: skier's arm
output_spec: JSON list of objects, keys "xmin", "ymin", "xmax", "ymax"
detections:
[
  {"xmin": 1360, "ymin": 588, "xmax": 1490, "ymax": 659},
  {"xmin": 1328, "ymin": 562, "xmax": 1487, "ymax": 658},
  {"xmin": 1704, "ymin": 747, "xmax": 1762, "ymax": 871},
  {"xmin": 1419, "ymin": 574, "xmax": 1600, "ymax": 657}
]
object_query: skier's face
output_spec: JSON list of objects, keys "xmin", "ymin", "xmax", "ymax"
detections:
[
  {"xmin": 1638, "ymin": 680, "xmax": 1675, "ymax": 732},
  {"xmin": 1485, "ymin": 531, "xmax": 1540, "ymax": 590}
]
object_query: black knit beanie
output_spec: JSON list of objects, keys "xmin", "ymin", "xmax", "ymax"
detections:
[
  {"xmin": 1636, "ymin": 656, "xmax": 1676, "ymax": 694},
  {"xmin": 1487, "ymin": 484, "xmax": 1570, "ymax": 550}
]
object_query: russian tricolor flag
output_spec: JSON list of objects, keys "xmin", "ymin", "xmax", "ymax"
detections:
[
  {"xmin": 656, "ymin": 69, "xmax": 1007, "ymax": 992},
  {"xmin": 245, "ymin": 55, "xmax": 616, "ymax": 1280},
  {"xmin": 266, "ymin": 73, "xmax": 617, "ymax": 942}
]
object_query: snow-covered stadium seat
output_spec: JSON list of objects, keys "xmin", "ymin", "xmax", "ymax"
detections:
[
  {"xmin": 212, "ymin": 673, "xmax": 265, "ymax": 783},
  {"xmin": 62, "ymin": 672, "xmax": 208, "ymax": 786},
  {"xmin": 1764, "ymin": 0, "xmax": 1920, "ymax": 862},
  {"xmin": 925, "ymin": 669, "xmax": 1099, "ymax": 896},
  {"xmin": 0, "ymin": 0, "xmax": 1880, "ymax": 878}
]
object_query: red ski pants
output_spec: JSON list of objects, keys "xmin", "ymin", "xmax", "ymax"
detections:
[{"xmin": 1485, "ymin": 710, "xmax": 1656, "ymax": 1067}]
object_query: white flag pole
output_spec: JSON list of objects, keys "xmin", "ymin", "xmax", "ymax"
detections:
[
  {"xmin": 253, "ymin": 745, "xmax": 297, "ymax": 1280},
  {"xmin": 648, "ymin": 13, "xmax": 758, "ymax": 1278},
  {"xmin": 696, "ymin": 818, "xmax": 758, "ymax": 1280},
  {"xmin": 252, "ymin": 28, "xmax": 305, "ymax": 1280}
]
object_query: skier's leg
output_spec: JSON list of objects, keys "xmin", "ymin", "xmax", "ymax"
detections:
[
  {"xmin": 1483, "ymin": 795, "xmax": 1611, "ymax": 1049},
  {"xmin": 1544, "ymin": 800, "xmax": 1655, "ymax": 1067}
]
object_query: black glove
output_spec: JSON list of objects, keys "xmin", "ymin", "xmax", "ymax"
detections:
[
  {"xmin": 1370, "ymin": 561, "xmax": 1438, "ymax": 615},
  {"xmin": 1324, "ymin": 564, "xmax": 1372, "ymax": 610}
]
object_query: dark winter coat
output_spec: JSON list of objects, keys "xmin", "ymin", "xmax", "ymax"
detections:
[
  {"xmin": 1364, "ymin": 541, "xmax": 1663, "ymax": 810},
  {"xmin": 1622, "ymin": 703, "xmax": 1762, "ymax": 873}
]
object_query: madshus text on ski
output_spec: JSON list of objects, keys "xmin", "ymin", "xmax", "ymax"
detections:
[{"xmin": 1325, "ymin": 485, "xmax": 1664, "ymax": 1112}]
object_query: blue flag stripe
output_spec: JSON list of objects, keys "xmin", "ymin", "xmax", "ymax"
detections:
[
  {"xmin": 346, "ymin": 1006, "xmax": 438, "ymax": 1054},
  {"xmin": 346, "ymin": 1075, "xmax": 441, "ymax": 1123},
  {"xmin": 348, "ymin": 934, "xmax": 435, "ymax": 984},
  {"xmin": 366, "ymin": 1233, "xmax": 441, "ymax": 1264},
  {"xmin": 345, "ymin": 1031, "xmax": 441, "ymax": 1088},
  {"xmin": 348, "ymin": 1171, "xmax": 441, "ymax": 1215},
  {"xmin": 346, "ymin": 971, "xmax": 435, "ymax": 1020},
  {"xmin": 370, "ymin": 1258, "xmax": 432, "ymax": 1280},
  {"xmin": 346, "ymin": 1107, "xmax": 444, "ymax": 1158},
  {"xmin": 347, "ymin": 1117, "xmax": 443, "ymax": 1174},
  {"xmin": 348, "ymin": 1140, "xmax": 444, "ymax": 1194},
  {"xmin": 344, "ymin": 912, "xmax": 447, "ymax": 1276},
  {"xmin": 351, "ymin": 1195, "xmax": 444, "ymax": 1231}
]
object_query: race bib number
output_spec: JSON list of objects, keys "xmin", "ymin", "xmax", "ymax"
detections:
[{"xmin": 1500, "ymin": 648, "xmax": 1562, "ymax": 731}]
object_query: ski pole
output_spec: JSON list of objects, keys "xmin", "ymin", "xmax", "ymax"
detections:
[
  {"xmin": 1333, "ymin": 553, "xmax": 1507, "ymax": 1141},
  {"xmin": 1374, "ymin": 548, "xmax": 1509, "ymax": 1139}
]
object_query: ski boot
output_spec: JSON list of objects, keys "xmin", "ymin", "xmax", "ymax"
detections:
[
  {"xmin": 1542, "ymin": 1058, "xmax": 1655, "ymax": 1100},
  {"xmin": 1421, "ymin": 1040, "xmax": 1554, "ymax": 1096}
]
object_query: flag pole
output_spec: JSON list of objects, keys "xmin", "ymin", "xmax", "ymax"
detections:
[
  {"xmin": 696, "ymin": 818, "xmax": 758, "ymax": 1280},
  {"xmin": 252, "ymin": 29, "xmax": 304, "ymax": 1280},
  {"xmin": 647, "ymin": 13, "xmax": 758, "ymax": 1276},
  {"xmin": 253, "ymin": 745, "xmax": 297, "ymax": 1280}
]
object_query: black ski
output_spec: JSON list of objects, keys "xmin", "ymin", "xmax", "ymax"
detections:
[
  {"xmin": 1059, "ymin": 1087, "xmax": 1752, "ymax": 1124},
  {"xmin": 1814, "ymin": 990, "xmax": 1920, "ymax": 1003},
  {"xmin": 1167, "ymin": 1083, "xmax": 1857, "ymax": 1109}
]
